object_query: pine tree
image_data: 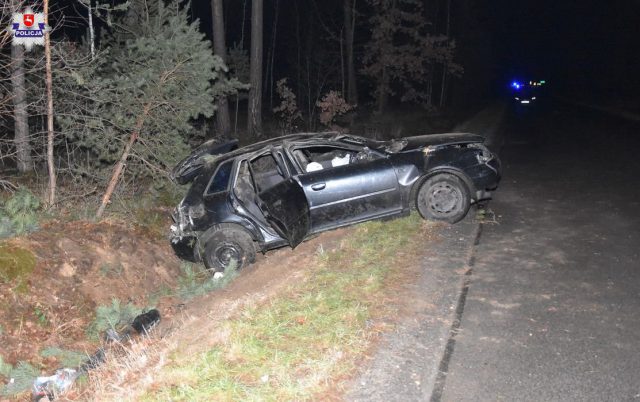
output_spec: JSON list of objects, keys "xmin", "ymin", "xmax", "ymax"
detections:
[
  {"xmin": 362, "ymin": 0, "xmax": 461, "ymax": 112},
  {"xmin": 53, "ymin": 0, "xmax": 245, "ymax": 217}
]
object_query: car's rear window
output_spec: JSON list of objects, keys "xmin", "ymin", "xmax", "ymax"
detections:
[{"xmin": 206, "ymin": 159, "xmax": 234, "ymax": 194}]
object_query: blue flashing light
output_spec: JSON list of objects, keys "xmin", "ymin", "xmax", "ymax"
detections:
[{"xmin": 511, "ymin": 81, "xmax": 522, "ymax": 90}]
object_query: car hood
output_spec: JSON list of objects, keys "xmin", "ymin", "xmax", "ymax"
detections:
[
  {"xmin": 172, "ymin": 139, "xmax": 239, "ymax": 185},
  {"xmin": 393, "ymin": 133, "xmax": 485, "ymax": 152}
]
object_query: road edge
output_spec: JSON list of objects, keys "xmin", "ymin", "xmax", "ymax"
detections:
[{"xmin": 346, "ymin": 104, "xmax": 506, "ymax": 401}]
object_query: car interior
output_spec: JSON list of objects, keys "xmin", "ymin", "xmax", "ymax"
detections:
[
  {"xmin": 233, "ymin": 154, "xmax": 287, "ymax": 223},
  {"xmin": 292, "ymin": 146, "xmax": 361, "ymax": 172}
]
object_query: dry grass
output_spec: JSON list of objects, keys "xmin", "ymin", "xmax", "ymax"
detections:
[{"xmin": 66, "ymin": 215, "xmax": 430, "ymax": 401}]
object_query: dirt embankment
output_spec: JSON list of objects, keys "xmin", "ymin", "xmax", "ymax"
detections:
[{"xmin": 0, "ymin": 219, "xmax": 183, "ymax": 369}]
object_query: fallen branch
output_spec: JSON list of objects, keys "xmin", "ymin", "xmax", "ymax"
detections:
[{"xmin": 95, "ymin": 103, "xmax": 151, "ymax": 219}]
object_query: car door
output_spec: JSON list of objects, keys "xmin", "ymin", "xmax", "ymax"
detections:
[
  {"xmin": 248, "ymin": 150, "xmax": 310, "ymax": 248},
  {"xmin": 291, "ymin": 144, "xmax": 402, "ymax": 232}
]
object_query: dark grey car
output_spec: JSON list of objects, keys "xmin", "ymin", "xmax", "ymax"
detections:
[{"xmin": 170, "ymin": 132, "xmax": 500, "ymax": 272}]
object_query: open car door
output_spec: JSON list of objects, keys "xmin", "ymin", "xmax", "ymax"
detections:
[{"xmin": 256, "ymin": 177, "xmax": 310, "ymax": 248}]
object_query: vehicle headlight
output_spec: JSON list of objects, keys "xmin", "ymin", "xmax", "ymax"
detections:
[
  {"xmin": 188, "ymin": 203, "xmax": 206, "ymax": 219},
  {"xmin": 468, "ymin": 143, "xmax": 493, "ymax": 163}
]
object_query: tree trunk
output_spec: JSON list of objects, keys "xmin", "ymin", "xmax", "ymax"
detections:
[
  {"xmin": 268, "ymin": 0, "xmax": 279, "ymax": 111},
  {"xmin": 247, "ymin": 0, "xmax": 263, "ymax": 141},
  {"xmin": 439, "ymin": 0, "xmax": 451, "ymax": 107},
  {"xmin": 377, "ymin": 66, "xmax": 388, "ymax": 114},
  {"xmin": 294, "ymin": 1, "xmax": 301, "ymax": 104},
  {"xmin": 44, "ymin": 0, "xmax": 56, "ymax": 206},
  {"xmin": 96, "ymin": 104, "xmax": 151, "ymax": 219},
  {"xmin": 10, "ymin": 43, "xmax": 32, "ymax": 173},
  {"xmin": 88, "ymin": 0, "xmax": 95, "ymax": 59},
  {"xmin": 344, "ymin": 0, "xmax": 358, "ymax": 105},
  {"xmin": 234, "ymin": 0, "xmax": 249, "ymax": 134},
  {"xmin": 211, "ymin": 0, "xmax": 231, "ymax": 137}
]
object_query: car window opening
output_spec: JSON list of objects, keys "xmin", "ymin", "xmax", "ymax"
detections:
[
  {"xmin": 249, "ymin": 153, "xmax": 287, "ymax": 193},
  {"xmin": 205, "ymin": 159, "xmax": 233, "ymax": 195},
  {"xmin": 293, "ymin": 145, "xmax": 378, "ymax": 173},
  {"xmin": 234, "ymin": 160, "xmax": 268, "ymax": 223}
]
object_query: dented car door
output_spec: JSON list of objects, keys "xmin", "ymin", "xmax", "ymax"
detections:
[
  {"xmin": 249, "ymin": 151, "xmax": 310, "ymax": 248},
  {"xmin": 291, "ymin": 145, "xmax": 402, "ymax": 232}
]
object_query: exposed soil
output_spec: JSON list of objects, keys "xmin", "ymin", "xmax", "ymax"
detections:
[
  {"xmin": 2, "ymin": 212, "xmax": 443, "ymax": 402},
  {"xmin": 0, "ymin": 218, "xmax": 183, "ymax": 370},
  {"xmin": 0, "ymin": 214, "xmax": 356, "ymax": 386}
]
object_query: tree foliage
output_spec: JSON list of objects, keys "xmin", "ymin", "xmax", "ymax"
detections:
[
  {"xmin": 55, "ymin": 0, "xmax": 245, "ymax": 184},
  {"xmin": 362, "ymin": 0, "xmax": 462, "ymax": 111},
  {"xmin": 316, "ymin": 90, "xmax": 353, "ymax": 128},
  {"xmin": 273, "ymin": 78, "xmax": 302, "ymax": 133},
  {"xmin": 0, "ymin": 187, "xmax": 40, "ymax": 237}
]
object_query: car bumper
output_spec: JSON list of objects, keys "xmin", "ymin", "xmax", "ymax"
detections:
[
  {"xmin": 472, "ymin": 156, "xmax": 501, "ymax": 200},
  {"xmin": 170, "ymin": 232, "xmax": 201, "ymax": 262}
]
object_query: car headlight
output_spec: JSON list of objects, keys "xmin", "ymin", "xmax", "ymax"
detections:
[
  {"xmin": 188, "ymin": 203, "xmax": 206, "ymax": 219},
  {"xmin": 468, "ymin": 143, "xmax": 493, "ymax": 163}
]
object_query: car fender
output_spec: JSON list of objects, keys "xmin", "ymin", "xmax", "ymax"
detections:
[
  {"xmin": 409, "ymin": 167, "xmax": 476, "ymax": 206},
  {"xmin": 197, "ymin": 223, "xmax": 258, "ymax": 261}
]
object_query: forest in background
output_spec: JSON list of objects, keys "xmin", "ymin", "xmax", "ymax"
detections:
[{"xmin": 0, "ymin": 0, "xmax": 493, "ymax": 224}]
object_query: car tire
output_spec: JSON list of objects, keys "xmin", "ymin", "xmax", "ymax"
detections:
[
  {"xmin": 203, "ymin": 226, "xmax": 256, "ymax": 273},
  {"xmin": 416, "ymin": 173, "xmax": 471, "ymax": 223}
]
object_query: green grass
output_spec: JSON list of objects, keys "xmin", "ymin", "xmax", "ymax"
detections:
[
  {"xmin": 40, "ymin": 347, "xmax": 88, "ymax": 367},
  {"xmin": 0, "ymin": 244, "xmax": 36, "ymax": 293},
  {"xmin": 0, "ymin": 361, "xmax": 38, "ymax": 397},
  {"xmin": 145, "ymin": 215, "xmax": 424, "ymax": 401},
  {"xmin": 176, "ymin": 261, "xmax": 239, "ymax": 300}
]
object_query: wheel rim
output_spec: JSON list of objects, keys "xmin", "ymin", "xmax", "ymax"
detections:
[
  {"xmin": 428, "ymin": 182, "xmax": 462, "ymax": 216},
  {"xmin": 215, "ymin": 245, "xmax": 241, "ymax": 268}
]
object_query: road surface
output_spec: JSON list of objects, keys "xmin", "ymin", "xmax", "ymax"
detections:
[{"xmin": 437, "ymin": 101, "xmax": 640, "ymax": 401}]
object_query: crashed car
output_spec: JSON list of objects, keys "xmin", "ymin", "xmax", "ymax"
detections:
[{"xmin": 170, "ymin": 132, "xmax": 500, "ymax": 271}]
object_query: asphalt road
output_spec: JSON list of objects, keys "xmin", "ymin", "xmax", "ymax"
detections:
[{"xmin": 437, "ymin": 101, "xmax": 640, "ymax": 401}]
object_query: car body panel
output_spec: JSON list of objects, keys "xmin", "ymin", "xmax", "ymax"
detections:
[
  {"xmin": 169, "ymin": 132, "xmax": 501, "ymax": 262},
  {"xmin": 256, "ymin": 177, "xmax": 310, "ymax": 248},
  {"xmin": 297, "ymin": 157, "xmax": 402, "ymax": 232}
]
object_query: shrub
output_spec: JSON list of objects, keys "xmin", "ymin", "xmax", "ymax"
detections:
[
  {"xmin": 86, "ymin": 299, "xmax": 143, "ymax": 340},
  {"xmin": 316, "ymin": 90, "xmax": 354, "ymax": 129},
  {"xmin": 273, "ymin": 78, "xmax": 303, "ymax": 133},
  {"xmin": 40, "ymin": 347, "xmax": 88, "ymax": 367},
  {"xmin": 0, "ymin": 187, "xmax": 40, "ymax": 238},
  {"xmin": 0, "ymin": 361, "xmax": 38, "ymax": 396},
  {"xmin": 177, "ymin": 261, "xmax": 239, "ymax": 300}
]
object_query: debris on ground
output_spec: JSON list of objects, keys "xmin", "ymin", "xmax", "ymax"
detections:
[{"xmin": 29, "ymin": 309, "xmax": 161, "ymax": 401}]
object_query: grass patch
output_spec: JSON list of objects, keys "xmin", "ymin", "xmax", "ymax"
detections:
[
  {"xmin": 0, "ymin": 355, "xmax": 12, "ymax": 378},
  {"xmin": 40, "ymin": 347, "xmax": 88, "ymax": 367},
  {"xmin": 0, "ymin": 361, "xmax": 39, "ymax": 397},
  {"xmin": 0, "ymin": 244, "xmax": 36, "ymax": 293},
  {"xmin": 146, "ymin": 215, "xmax": 425, "ymax": 401},
  {"xmin": 176, "ymin": 261, "xmax": 239, "ymax": 300}
]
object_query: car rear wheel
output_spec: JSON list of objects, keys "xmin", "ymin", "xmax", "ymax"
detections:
[
  {"xmin": 203, "ymin": 227, "xmax": 256, "ymax": 273},
  {"xmin": 416, "ymin": 173, "xmax": 471, "ymax": 223}
]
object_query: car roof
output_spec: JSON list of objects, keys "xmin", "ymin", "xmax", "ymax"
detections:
[{"xmin": 173, "ymin": 132, "xmax": 376, "ymax": 184}]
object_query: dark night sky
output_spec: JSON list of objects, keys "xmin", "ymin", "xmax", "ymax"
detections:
[{"xmin": 485, "ymin": 0, "xmax": 640, "ymax": 96}]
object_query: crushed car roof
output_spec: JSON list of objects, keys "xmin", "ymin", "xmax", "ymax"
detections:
[{"xmin": 172, "ymin": 132, "xmax": 485, "ymax": 184}]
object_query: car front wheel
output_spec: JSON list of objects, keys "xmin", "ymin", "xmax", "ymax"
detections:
[
  {"xmin": 416, "ymin": 173, "xmax": 471, "ymax": 223},
  {"xmin": 203, "ymin": 226, "xmax": 256, "ymax": 273}
]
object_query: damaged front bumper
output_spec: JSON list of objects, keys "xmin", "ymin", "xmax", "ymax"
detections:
[
  {"xmin": 170, "ymin": 205, "xmax": 201, "ymax": 262},
  {"xmin": 170, "ymin": 230, "xmax": 201, "ymax": 262},
  {"xmin": 473, "ymin": 155, "xmax": 502, "ymax": 202}
]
